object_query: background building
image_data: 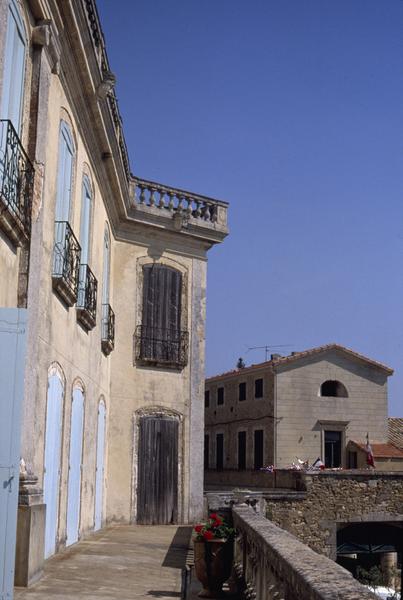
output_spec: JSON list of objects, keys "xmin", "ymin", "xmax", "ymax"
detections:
[
  {"xmin": 205, "ymin": 344, "xmax": 398, "ymax": 477},
  {"xmin": 0, "ymin": 0, "xmax": 228, "ymax": 590}
]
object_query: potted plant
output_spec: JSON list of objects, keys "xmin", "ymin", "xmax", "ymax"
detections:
[{"xmin": 193, "ymin": 512, "xmax": 235, "ymax": 598}]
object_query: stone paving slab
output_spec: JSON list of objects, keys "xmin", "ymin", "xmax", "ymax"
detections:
[{"xmin": 15, "ymin": 524, "xmax": 193, "ymax": 600}]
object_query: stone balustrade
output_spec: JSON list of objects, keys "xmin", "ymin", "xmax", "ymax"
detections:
[
  {"xmin": 232, "ymin": 505, "xmax": 378, "ymax": 600},
  {"xmin": 131, "ymin": 176, "xmax": 229, "ymax": 238}
]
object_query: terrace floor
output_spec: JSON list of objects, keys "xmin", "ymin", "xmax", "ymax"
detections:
[{"xmin": 14, "ymin": 524, "xmax": 194, "ymax": 600}]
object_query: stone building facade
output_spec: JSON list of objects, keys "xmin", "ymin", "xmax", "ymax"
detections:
[
  {"xmin": 205, "ymin": 344, "xmax": 394, "ymax": 473},
  {"xmin": 0, "ymin": 0, "xmax": 228, "ymax": 587}
]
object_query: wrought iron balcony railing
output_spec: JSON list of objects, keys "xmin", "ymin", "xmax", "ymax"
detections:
[
  {"xmin": 52, "ymin": 221, "xmax": 81, "ymax": 306},
  {"xmin": 135, "ymin": 325, "xmax": 188, "ymax": 369},
  {"xmin": 101, "ymin": 303, "xmax": 115, "ymax": 355},
  {"xmin": 76, "ymin": 264, "xmax": 97, "ymax": 330},
  {"xmin": 0, "ymin": 119, "xmax": 34, "ymax": 245}
]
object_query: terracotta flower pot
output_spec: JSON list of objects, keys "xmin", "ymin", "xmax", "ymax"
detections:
[{"xmin": 193, "ymin": 538, "xmax": 233, "ymax": 598}]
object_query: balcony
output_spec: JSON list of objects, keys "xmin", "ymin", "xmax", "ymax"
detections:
[
  {"xmin": 0, "ymin": 119, "xmax": 34, "ymax": 246},
  {"xmin": 135, "ymin": 325, "xmax": 188, "ymax": 369},
  {"xmin": 101, "ymin": 303, "xmax": 115, "ymax": 355},
  {"xmin": 76, "ymin": 264, "xmax": 97, "ymax": 330},
  {"xmin": 129, "ymin": 177, "xmax": 229, "ymax": 245},
  {"xmin": 52, "ymin": 221, "xmax": 81, "ymax": 306}
]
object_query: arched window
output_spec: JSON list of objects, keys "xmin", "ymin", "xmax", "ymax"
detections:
[
  {"xmin": 1, "ymin": 0, "xmax": 27, "ymax": 133},
  {"xmin": 79, "ymin": 174, "xmax": 92, "ymax": 265},
  {"xmin": 320, "ymin": 380, "xmax": 348, "ymax": 398},
  {"xmin": 102, "ymin": 224, "xmax": 110, "ymax": 306},
  {"xmin": 55, "ymin": 121, "xmax": 75, "ymax": 223}
]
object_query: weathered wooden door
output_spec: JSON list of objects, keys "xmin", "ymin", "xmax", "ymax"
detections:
[
  {"xmin": 0, "ymin": 308, "xmax": 27, "ymax": 598},
  {"xmin": 66, "ymin": 387, "xmax": 84, "ymax": 546},
  {"xmin": 43, "ymin": 373, "xmax": 63, "ymax": 559},
  {"xmin": 94, "ymin": 400, "xmax": 106, "ymax": 531},
  {"xmin": 137, "ymin": 416, "xmax": 178, "ymax": 525}
]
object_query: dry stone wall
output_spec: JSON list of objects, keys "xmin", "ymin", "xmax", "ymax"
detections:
[{"xmin": 265, "ymin": 471, "xmax": 403, "ymax": 557}]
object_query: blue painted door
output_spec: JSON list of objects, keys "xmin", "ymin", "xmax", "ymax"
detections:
[
  {"xmin": 0, "ymin": 308, "xmax": 27, "ymax": 599},
  {"xmin": 43, "ymin": 373, "xmax": 63, "ymax": 559},
  {"xmin": 94, "ymin": 401, "xmax": 106, "ymax": 531},
  {"xmin": 66, "ymin": 388, "xmax": 84, "ymax": 546}
]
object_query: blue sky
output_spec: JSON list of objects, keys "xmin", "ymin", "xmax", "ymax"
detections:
[{"xmin": 97, "ymin": 0, "xmax": 403, "ymax": 416}]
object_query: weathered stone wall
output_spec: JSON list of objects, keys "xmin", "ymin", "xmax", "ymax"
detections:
[
  {"xmin": 265, "ymin": 471, "xmax": 403, "ymax": 558},
  {"xmin": 233, "ymin": 504, "xmax": 378, "ymax": 600}
]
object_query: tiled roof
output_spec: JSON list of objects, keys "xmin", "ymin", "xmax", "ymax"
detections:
[
  {"xmin": 351, "ymin": 441, "xmax": 403, "ymax": 458},
  {"xmin": 388, "ymin": 418, "xmax": 403, "ymax": 449},
  {"xmin": 206, "ymin": 343, "xmax": 393, "ymax": 382}
]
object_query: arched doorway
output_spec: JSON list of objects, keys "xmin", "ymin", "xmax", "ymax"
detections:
[
  {"xmin": 137, "ymin": 415, "xmax": 179, "ymax": 524},
  {"xmin": 94, "ymin": 399, "xmax": 106, "ymax": 531},
  {"xmin": 66, "ymin": 385, "xmax": 84, "ymax": 546},
  {"xmin": 337, "ymin": 521, "xmax": 403, "ymax": 592},
  {"xmin": 43, "ymin": 371, "xmax": 64, "ymax": 558}
]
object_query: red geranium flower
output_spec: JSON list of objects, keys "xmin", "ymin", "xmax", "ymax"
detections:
[
  {"xmin": 194, "ymin": 525, "xmax": 203, "ymax": 533},
  {"xmin": 209, "ymin": 513, "xmax": 218, "ymax": 520},
  {"xmin": 203, "ymin": 530, "xmax": 214, "ymax": 540}
]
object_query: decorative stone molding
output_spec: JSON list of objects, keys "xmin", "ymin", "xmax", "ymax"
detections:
[{"xmin": 97, "ymin": 70, "xmax": 116, "ymax": 100}]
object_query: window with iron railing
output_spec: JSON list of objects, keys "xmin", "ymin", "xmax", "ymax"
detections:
[
  {"xmin": 136, "ymin": 264, "xmax": 188, "ymax": 368},
  {"xmin": 0, "ymin": 119, "xmax": 34, "ymax": 245},
  {"xmin": 76, "ymin": 263, "xmax": 97, "ymax": 330},
  {"xmin": 101, "ymin": 303, "xmax": 115, "ymax": 355},
  {"xmin": 52, "ymin": 221, "xmax": 81, "ymax": 306}
]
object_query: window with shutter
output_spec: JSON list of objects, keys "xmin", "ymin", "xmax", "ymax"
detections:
[{"xmin": 138, "ymin": 264, "xmax": 188, "ymax": 367}]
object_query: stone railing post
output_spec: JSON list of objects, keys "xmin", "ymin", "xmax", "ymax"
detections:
[{"xmin": 14, "ymin": 467, "xmax": 46, "ymax": 586}]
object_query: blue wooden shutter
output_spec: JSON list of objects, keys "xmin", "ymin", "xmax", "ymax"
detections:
[
  {"xmin": 66, "ymin": 387, "xmax": 84, "ymax": 547},
  {"xmin": 0, "ymin": 0, "xmax": 26, "ymax": 132},
  {"xmin": 79, "ymin": 176, "xmax": 91, "ymax": 265},
  {"xmin": 55, "ymin": 122, "xmax": 74, "ymax": 223}
]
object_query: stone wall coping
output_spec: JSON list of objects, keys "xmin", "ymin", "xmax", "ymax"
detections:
[
  {"xmin": 304, "ymin": 470, "xmax": 403, "ymax": 481},
  {"xmin": 233, "ymin": 505, "xmax": 379, "ymax": 600}
]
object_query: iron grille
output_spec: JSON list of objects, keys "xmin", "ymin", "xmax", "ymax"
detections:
[
  {"xmin": 0, "ymin": 119, "xmax": 34, "ymax": 243},
  {"xmin": 52, "ymin": 221, "xmax": 81, "ymax": 305},
  {"xmin": 77, "ymin": 264, "xmax": 97, "ymax": 329},
  {"xmin": 101, "ymin": 303, "xmax": 115, "ymax": 354},
  {"xmin": 135, "ymin": 325, "xmax": 188, "ymax": 368}
]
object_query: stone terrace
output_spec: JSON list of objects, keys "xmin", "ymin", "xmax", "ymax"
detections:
[{"xmin": 15, "ymin": 525, "xmax": 193, "ymax": 600}]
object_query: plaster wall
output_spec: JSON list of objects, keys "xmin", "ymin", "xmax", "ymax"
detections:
[
  {"xmin": 21, "ymin": 63, "xmax": 112, "ymax": 548},
  {"xmin": 107, "ymin": 241, "xmax": 207, "ymax": 524},
  {"xmin": 275, "ymin": 351, "xmax": 388, "ymax": 468}
]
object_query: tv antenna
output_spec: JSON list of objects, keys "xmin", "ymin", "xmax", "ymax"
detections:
[{"xmin": 246, "ymin": 344, "xmax": 293, "ymax": 362}]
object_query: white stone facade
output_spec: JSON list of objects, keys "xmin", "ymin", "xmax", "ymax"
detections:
[{"xmin": 0, "ymin": 0, "xmax": 228, "ymax": 576}]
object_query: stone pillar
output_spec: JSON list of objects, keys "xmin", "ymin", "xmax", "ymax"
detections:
[
  {"xmin": 14, "ymin": 470, "xmax": 46, "ymax": 587},
  {"xmin": 380, "ymin": 552, "xmax": 398, "ymax": 589}
]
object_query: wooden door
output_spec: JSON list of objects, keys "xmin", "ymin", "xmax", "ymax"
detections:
[
  {"xmin": 137, "ymin": 416, "xmax": 178, "ymax": 525},
  {"xmin": 66, "ymin": 387, "xmax": 84, "ymax": 546},
  {"xmin": 0, "ymin": 308, "xmax": 27, "ymax": 594},
  {"xmin": 43, "ymin": 373, "xmax": 63, "ymax": 558},
  {"xmin": 94, "ymin": 400, "xmax": 106, "ymax": 531}
]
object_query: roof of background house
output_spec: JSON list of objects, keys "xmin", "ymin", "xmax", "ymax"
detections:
[
  {"xmin": 388, "ymin": 418, "xmax": 403, "ymax": 449},
  {"xmin": 206, "ymin": 343, "xmax": 393, "ymax": 382},
  {"xmin": 350, "ymin": 441, "xmax": 403, "ymax": 459}
]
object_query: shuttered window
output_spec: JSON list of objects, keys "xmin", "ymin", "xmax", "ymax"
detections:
[
  {"xmin": 1, "ymin": 0, "xmax": 26, "ymax": 133},
  {"xmin": 140, "ymin": 264, "xmax": 183, "ymax": 365},
  {"xmin": 55, "ymin": 122, "xmax": 74, "ymax": 223}
]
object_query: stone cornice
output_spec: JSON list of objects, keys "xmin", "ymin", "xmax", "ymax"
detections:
[{"xmin": 27, "ymin": 0, "xmax": 229, "ymax": 250}]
